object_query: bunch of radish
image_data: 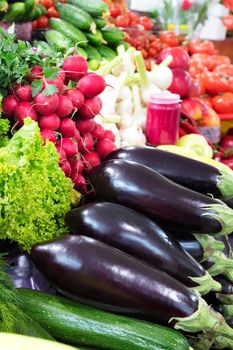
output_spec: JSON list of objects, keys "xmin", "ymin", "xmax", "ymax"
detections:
[{"xmin": 2, "ymin": 54, "xmax": 117, "ymax": 194}]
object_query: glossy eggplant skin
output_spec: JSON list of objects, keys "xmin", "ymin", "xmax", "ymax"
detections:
[
  {"xmin": 106, "ymin": 146, "xmax": 222, "ymax": 197},
  {"xmin": 87, "ymin": 160, "xmax": 222, "ymax": 234},
  {"xmin": 65, "ymin": 202, "xmax": 205, "ymax": 287},
  {"xmin": 171, "ymin": 233, "xmax": 204, "ymax": 262},
  {"xmin": 224, "ymin": 197, "xmax": 233, "ymax": 209},
  {"xmin": 31, "ymin": 235, "xmax": 199, "ymax": 325},
  {"xmin": 214, "ymin": 275, "xmax": 233, "ymax": 294}
]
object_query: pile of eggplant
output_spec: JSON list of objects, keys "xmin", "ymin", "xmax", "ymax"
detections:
[{"xmin": 29, "ymin": 146, "xmax": 233, "ymax": 349}]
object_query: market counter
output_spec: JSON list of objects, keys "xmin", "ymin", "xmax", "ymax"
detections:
[{"xmin": 214, "ymin": 38, "xmax": 233, "ymax": 61}]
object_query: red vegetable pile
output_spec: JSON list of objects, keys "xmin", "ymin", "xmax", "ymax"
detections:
[{"xmin": 2, "ymin": 54, "xmax": 117, "ymax": 194}]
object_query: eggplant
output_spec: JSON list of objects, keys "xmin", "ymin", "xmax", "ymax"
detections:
[
  {"xmin": 106, "ymin": 146, "xmax": 233, "ymax": 198},
  {"xmin": 65, "ymin": 202, "xmax": 220, "ymax": 294},
  {"xmin": 214, "ymin": 275, "xmax": 233, "ymax": 294},
  {"xmin": 175, "ymin": 234, "xmax": 204, "ymax": 262},
  {"xmin": 30, "ymin": 235, "xmax": 233, "ymax": 341},
  {"xmin": 87, "ymin": 160, "xmax": 233, "ymax": 236}
]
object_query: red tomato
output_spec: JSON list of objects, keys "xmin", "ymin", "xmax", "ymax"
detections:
[
  {"xmin": 189, "ymin": 39, "xmax": 216, "ymax": 55},
  {"xmin": 228, "ymin": 77, "xmax": 233, "ymax": 93},
  {"xmin": 141, "ymin": 49, "xmax": 149, "ymax": 59},
  {"xmin": 159, "ymin": 31, "xmax": 179, "ymax": 47},
  {"xmin": 39, "ymin": 0, "xmax": 53, "ymax": 9},
  {"xmin": 116, "ymin": 15, "xmax": 130, "ymax": 27},
  {"xmin": 214, "ymin": 64, "xmax": 233, "ymax": 77},
  {"xmin": 140, "ymin": 16, "xmax": 152, "ymax": 31},
  {"xmin": 110, "ymin": 5, "xmax": 121, "ymax": 18},
  {"xmin": 148, "ymin": 48, "xmax": 157, "ymax": 58},
  {"xmin": 222, "ymin": 15, "xmax": 233, "ymax": 30},
  {"xmin": 37, "ymin": 15, "xmax": 49, "ymax": 28},
  {"xmin": 47, "ymin": 6, "xmax": 59, "ymax": 18},
  {"xmin": 200, "ymin": 95, "xmax": 213, "ymax": 108},
  {"xmin": 212, "ymin": 92, "xmax": 233, "ymax": 114},
  {"xmin": 32, "ymin": 20, "xmax": 38, "ymax": 30},
  {"xmin": 189, "ymin": 60, "xmax": 208, "ymax": 78},
  {"xmin": 207, "ymin": 55, "xmax": 231, "ymax": 71},
  {"xmin": 204, "ymin": 73, "xmax": 229, "ymax": 95}
]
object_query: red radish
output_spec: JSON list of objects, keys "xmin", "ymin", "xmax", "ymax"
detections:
[
  {"xmin": 92, "ymin": 123, "xmax": 105, "ymax": 140},
  {"xmin": 42, "ymin": 77, "xmax": 64, "ymax": 94},
  {"xmin": 96, "ymin": 138, "xmax": 117, "ymax": 158},
  {"xmin": 78, "ymin": 133, "xmax": 94, "ymax": 153},
  {"xmin": 3, "ymin": 95, "xmax": 18, "ymax": 116},
  {"xmin": 41, "ymin": 129, "xmax": 56, "ymax": 143},
  {"xmin": 59, "ymin": 118, "xmax": 76, "ymax": 137},
  {"xmin": 14, "ymin": 102, "xmax": 38, "ymax": 125},
  {"xmin": 73, "ymin": 174, "xmax": 87, "ymax": 193},
  {"xmin": 83, "ymin": 151, "xmax": 101, "ymax": 169},
  {"xmin": 14, "ymin": 84, "xmax": 32, "ymax": 102},
  {"xmin": 56, "ymin": 145, "xmax": 67, "ymax": 165},
  {"xmin": 64, "ymin": 89, "xmax": 84, "ymax": 109},
  {"xmin": 34, "ymin": 93, "xmax": 59, "ymax": 115},
  {"xmin": 56, "ymin": 95, "xmax": 73, "ymax": 118},
  {"xmin": 76, "ymin": 119, "xmax": 96, "ymax": 134},
  {"xmin": 103, "ymin": 130, "xmax": 115, "ymax": 141},
  {"xmin": 62, "ymin": 55, "xmax": 88, "ymax": 81},
  {"xmin": 73, "ymin": 128, "xmax": 81, "ymax": 141},
  {"xmin": 39, "ymin": 114, "xmax": 60, "ymax": 130},
  {"xmin": 168, "ymin": 68, "xmax": 192, "ymax": 98},
  {"xmin": 78, "ymin": 73, "xmax": 106, "ymax": 98},
  {"xmin": 27, "ymin": 66, "xmax": 43, "ymax": 82},
  {"xmin": 70, "ymin": 158, "xmax": 84, "ymax": 181},
  {"xmin": 58, "ymin": 70, "xmax": 66, "ymax": 81},
  {"xmin": 57, "ymin": 138, "xmax": 78, "ymax": 158},
  {"xmin": 78, "ymin": 96, "xmax": 102, "ymax": 120},
  {"xmin": 60, "ymin": 160, "xmax": 72, "ymax": 177}
]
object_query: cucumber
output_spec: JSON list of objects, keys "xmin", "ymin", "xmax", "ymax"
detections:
[
  {"xmin": 0, "ymin": 0, "xmax": 9, "ymax": 13},
  {"xmin": 102, "ymin": 27, "xmax": 124, "ymax": 45},
  {"xmin": 0, "ymin": 333, "xmax": 78, "ymax": 350},
  {"xmin": 85, "ymin": 44, "xmax": 102, "ymax": 61},
  {"xmin": 66, "ymin": 0, "xmax": 108, "ymax": 17},
  {"xmin": 96, "ymin": 44, "xmax": 116, "ymax": 60},
  {"xmin": 45, "ymin": 30, "xmax": 72, "ymax": 52},
  {"xmin": 36, "ymin": 3, "xmax": 46, "ymax": 15},
  {"xmin": 85, "ymin": 29, "xmax": 103, "ymax": 46},
  {"xmin": 27, "ymin": 4, "xmax": 45, "ymax": 21},
  {"xmin": 88, "ymin": 59, "xmax": 100, "ymax": 71},
  {"xmin": 17, "ymin": 288, "xmax": 189, "ymax": 350},
  {"xmin": 76, "ymin": 47, "xmax": 88, "ymax": 59},
  {"xmin": 49, "ymin": 18, "xmax": 87, "ymax": 47},
  {"xmin": 93, "ymin": 17, "xmax": 106, "ymax": 29},
  {"xmin": 24, "ymin": 0, "xmax": 35, "ymax": 17},
  {"xmin": 117, "ymin": 40, "xmax": 131, "ymax": 50},
  {"xmin": 33, "ymin": 40, "xmax": 55, "ymax": 55},
  {"xmin": 2, "ymin": 2, "xmax": 25, "ymax": 22},
  {"xmin": 56, "ymin": 3, "xmax": 95, "ymax": 32}
]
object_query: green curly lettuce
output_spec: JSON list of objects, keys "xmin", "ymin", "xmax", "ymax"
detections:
[{"xmin": 0, "ymin": 118, "xmax": 73, "ymax": 252}]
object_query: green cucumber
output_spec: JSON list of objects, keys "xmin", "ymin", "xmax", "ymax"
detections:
[
  {"xmin": 24, "ymin": 0, "xmax": 35, "ymax": 17},
  {"xmin": 33, "ymin": 40, "xmax": 55, "ymax": 55},
  {"xmin": 45, "ymin": 30, "xmax": 72, "ymax": 52},
  {"xmin": 93, "ymin": 17, "xmax": 106, "ymax": 29},
  {"xmin": 49, "ymin": 18, "xmax": 87, "ymax": 47},
  {"xmin": 17, "ymin": 288, "xmax": 189, "ymax": 350},
  {"xmin": 85, "ymin": 44, "xmax": 102, "ymax": 61},
  {"xmin": 66, "ymin": 0, "xmax": 108, "ymax": 17},
  {"xmin": 56, "ymin": 3, "xmax": 95, "ymax": 32},
  {"xmin": 85, "ymin": 29, "xmax": 103, "ymax": 46},
  {"xmin": 117, "ymin": 41, "xmax": 131, "ymax": 50},
  {"xmin": 88, "ymin": 59, "xmax": 100, "ymax": 71},
  {"xmin": 96, "ymin": 44, "xmax": 116, "ymax": 60},
  {"xmin": 102, "ymin": 27, "xmax": 124, "ymax": 45},
  {"xmin": 76, "ymin": 47, "xmax": 88, "ymax": 59},
  {"xmin": 2, "ymin": 2, "xmax": 25, "ymax": 22},
  {"xmin": 36, "ymin": 3, "xmax": 46, "ymax": 15},
  {"xmin": 0, "ymin": 0, "xmax": 9, "ymax": 13}
]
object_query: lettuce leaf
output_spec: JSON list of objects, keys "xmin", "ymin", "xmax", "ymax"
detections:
[{"xmin": 0, "ymin": 119, "xmax": 73, "ymax": 252}]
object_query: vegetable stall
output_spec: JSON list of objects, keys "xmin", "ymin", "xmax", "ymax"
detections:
[{"xmin": 1, "ymin": 0, "xmax": 233, "ymax": 349}]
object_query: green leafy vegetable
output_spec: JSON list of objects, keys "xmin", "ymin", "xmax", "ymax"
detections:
[
  {"xmin": 0, "ymin": 118, "xmax": 73, "ymax": 252},
  {"xmin": 0, "ymin": 93, "xmax": 10, "ymax": 147},
  {"xmin": 31, "ymin": 80, "xmax": 43, "ymax": 98},
  {"xmin": 42, "ymin": 84, "xmax": 58, "ymax": 96}
]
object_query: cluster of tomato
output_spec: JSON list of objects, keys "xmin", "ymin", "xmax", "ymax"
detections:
[{"xmin": 32, "ymin": 0, "xmax": 60, "ymax": 30}]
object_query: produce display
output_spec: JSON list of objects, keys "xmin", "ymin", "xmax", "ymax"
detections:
[{"xmin": 1, "ymin": 0, "xmax": 233, "ymax": 349}]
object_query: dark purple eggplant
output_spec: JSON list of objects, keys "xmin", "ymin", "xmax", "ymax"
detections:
[
  {"xmin": 174, "ymin": 234, "xmax": 204, "ymax": 262},
  {"xmin": 106, "ymin": 146, "xmax": 233, "ymax": 199},
  {"xmin": 30, "ymin": 235, "xmax": 233, "ymax": 339},
  {"xmin": 65, "ymin": 202, "xmax": 220, "ymax": 294},
  {"xmin": 87, "ymin": 159, "xmax": 233, "ymax": 236},
  {"xmin": 214, "ymin": 275, "xmax": 233, "ymax": 294}
]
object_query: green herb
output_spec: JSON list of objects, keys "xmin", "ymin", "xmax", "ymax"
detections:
[
  {"xmin": 0, "ymin": 119, "xmax": 75, "ymax": 252},
  {"xmin": 31, "ymin": 80, "xmax": 43, "ymax": 98},
  {"xmin": 42, "ymin": 83, "xmax": 58, "ymax": 96},
  {"xmin": 0, "ymin": 93, "xmax": 10, "ymax": 147}
]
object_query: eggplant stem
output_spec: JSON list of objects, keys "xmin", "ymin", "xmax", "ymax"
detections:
[
  {"xmin": 194, "ymin": 234, "xmax": 225, "ymax": 261},
  {"xmin": 217, "ymin": 168, "xmax": 233, "ymax": 199},
  {"xmin": 207, "ymin": 251, "xmax": 233, "ymax": 278},
  {"xmin": 201, "ymin": 203, "xmax": 233, "ymax": 236},
  {"xmin": 214, "ymin": 336, "xmax": 233, "ymax": 349},
  {"xmin": 223, "ymin": 305, "xmax": 233, "ymax": 319},
  {"xmin": 172, "ymin": 297, "xmax": 233, "ymax": 341},
  {"xmin": 217, "ymin": 294, "xmax": 233, "ymax": 305},
  {"xmin": 190, "ymin": 271, "xmax": 221, "ymax": 295}
]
